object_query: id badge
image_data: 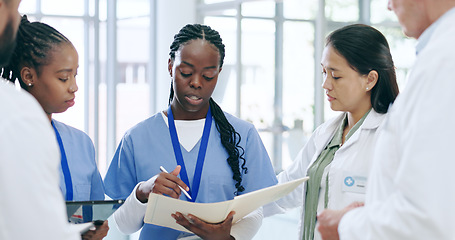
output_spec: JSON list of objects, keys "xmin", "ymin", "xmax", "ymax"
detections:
[{"xmin": 342, "ymin": 172, "xmax": 367, "ymax": 194}]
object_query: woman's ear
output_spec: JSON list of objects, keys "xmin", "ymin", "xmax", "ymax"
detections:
[
  {"xmin": 168, "ymin": 59, "xmax": 173, "ymax": 77},
  {"xmin": 366, "ymin": 70, "xmax": 378, "ymax": 91},
  {"xmin": 20, "ymin": 67, "xmax": 36, "ymax": 88}
]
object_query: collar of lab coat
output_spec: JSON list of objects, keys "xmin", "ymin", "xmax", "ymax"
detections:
[{"xmin": 314, "ymin": 109, "xmax": 385, "ymax": 152}]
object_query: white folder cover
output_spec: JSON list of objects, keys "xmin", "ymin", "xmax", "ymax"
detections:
[{"xmin": 144, "ymin": 177, "xmax": 309, "ymax": 233}]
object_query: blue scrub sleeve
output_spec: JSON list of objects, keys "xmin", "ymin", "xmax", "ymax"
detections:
[{"xmin": 104, "ymin": 135, "xmax": 139, "ymax": 200}]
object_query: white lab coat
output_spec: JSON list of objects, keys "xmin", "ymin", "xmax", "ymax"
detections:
[
  {"xmin": 338, "ymin": 7, "xmax": 455, "ymax": 240},
  {"xmin": 264, "ymin": 109, "xmax": 386, "ymax": 240},
  {"xmin": 0, "ymin": 82, "xmax": 81, "ymax": 240}
]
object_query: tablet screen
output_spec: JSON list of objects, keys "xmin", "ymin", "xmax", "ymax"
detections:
[{"xmin": 66, "ymin": 200, "xmax": 124, "ymax": 224}]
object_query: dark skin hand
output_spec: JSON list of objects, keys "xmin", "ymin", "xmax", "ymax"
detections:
[
  {"xmin": 81, "ymin": 220, "xmax": 109, "ymax": 240},
  {"xmin": 136, "ymin": 166, "xmax": 189, "ymax": 203},
  {"xmin": 172, "ymin": 211, "xmax": 236, "ymax": 240}
]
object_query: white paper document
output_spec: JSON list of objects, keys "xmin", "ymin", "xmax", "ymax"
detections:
[{"xmin": 144, "ymin": 177, "xmax": 309, "ymax": 233}]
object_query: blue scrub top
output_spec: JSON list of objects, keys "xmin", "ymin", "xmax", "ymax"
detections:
[
  {"xmin": 105, "ymin": 112, "xmax": 278, "ymax": 239},
  {"xmin": 53, "ymin": 120, "xmax": 105, "ymax": 201}
]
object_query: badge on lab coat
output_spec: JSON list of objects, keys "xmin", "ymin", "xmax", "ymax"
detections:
[{"xmin": 342, "ymin": 172, "xmax": 367, "ymax": 194}]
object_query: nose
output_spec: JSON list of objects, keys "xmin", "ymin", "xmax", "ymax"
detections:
[
  {"xmin": 322, "ymin": 75, "xmax": 331, "ymax": 91},
  {"xmin": 69, "ymin": 78, "xmax": 78, "ymax": 93},
  {"xmin": 189, "ymin": 75, "xmax": 202, "ymax": 89}
]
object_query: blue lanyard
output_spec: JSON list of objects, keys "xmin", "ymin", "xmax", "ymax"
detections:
[
  {"xmin": 167, "ymin": 106, "xmax": 212, "ymax": 202},
  {"xmin": 52, "ymin": 121, "xmax": 73, "ymax": 201}
]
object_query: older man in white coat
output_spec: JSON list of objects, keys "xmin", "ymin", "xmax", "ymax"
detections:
[{"xmin": 317, "ymin": 0, "xmax": 455, "ymax": 239}]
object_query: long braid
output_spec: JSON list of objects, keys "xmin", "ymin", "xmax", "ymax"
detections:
[
  {"xmin": 169, "ymin": 24, "xmax": 247, "ymax": 195},
  {"xmin": 1, "ymin": 15, "xmax": 71, "ymax": 89}
]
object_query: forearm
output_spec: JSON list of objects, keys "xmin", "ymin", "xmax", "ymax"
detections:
[
  {"xmin": 230, "ymin": 208, "xmax": 263, "ymax": 240},
  {"xmin": 113, "ymin": 182, "xmax": 148, "ymax": 234}
]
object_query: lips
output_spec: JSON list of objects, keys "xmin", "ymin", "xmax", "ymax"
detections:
[
  {"xmin": 326, "ymin": 94, "xmax": 335, "ymax": 102},
  {"xmin": 185, "ymin": 94, "xmax": 203, "ymax": 105},
  {"xmin": 65, "ymin": 98, "xmax": 75, "ymax": 108}
]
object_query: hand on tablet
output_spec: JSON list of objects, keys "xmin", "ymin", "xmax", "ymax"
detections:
[{"xmin": 81, "ymin": 220, "xmax": 109, "ymax": 240}]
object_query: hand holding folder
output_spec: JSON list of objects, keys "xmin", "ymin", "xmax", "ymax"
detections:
[{"xmin": 144, "ymin": 177, "xmax": 309, "ymax": 233}]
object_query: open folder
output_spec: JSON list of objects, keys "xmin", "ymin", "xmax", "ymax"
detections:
[{"xmin": 144, "ymin": 176, "xmax": 309, "ymax": 233}]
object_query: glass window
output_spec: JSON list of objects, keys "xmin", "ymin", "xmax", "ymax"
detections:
[
  {"xmin": 240, "ymin": 19, "xmax": 275, "ymax": 128},
  {"xmin": 371, "ymin": 0, "xmax": 399, "ymax": 24},
  {"xmin": 282, "ymin": 21, "xmax": 315, "ymax": 166},
  {"xmin": 41, "ymin": 0, "xmax": 85, "ymax": 16},
  {"xmin": 283, "ymin": 0, "xmax": 318, "ymax": 20},
  {"xmin": 204, "ymin": 17, "xmax": 238, "ymax": 115},
  {"xmin": 240, "ymin": 19, "xmax": 275, "ymax": 163},
  {"xmin": 204, "ymin": 0, "xmax": 228, "ymax": 3},
  {"xmin": 116, "ymin": 16, "xmax": 151, "ymax": 143},
  {"xmin": 18, "ymin": 0, "xmax": 37, "ymax": 14},
  {"xmin": 325, "ymin": 0, "xmax": 359, "ymax": 22},
  {"xmin": 242, "ymin": 1, "xmax": 275, "ymax": 18},
  {"xmin": 117, "ymin": 0, "xmax": 149, "ymax": 19}
]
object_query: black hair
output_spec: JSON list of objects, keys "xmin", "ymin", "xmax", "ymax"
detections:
[
  {"xmin": 1, "ymin": 15, "xmax": 71, "ymax": 89},
  {"xmin": 326, "ymin": 24, "xmax": 399, "ymax": 113},
  {"xmin": 168, "ymin": 24, "xmax": 247, "ymax": 195}
]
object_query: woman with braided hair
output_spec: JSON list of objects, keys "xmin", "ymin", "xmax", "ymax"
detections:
[
  {"xmin": 104, "ymin": 23, "xmax": 277, "ymax": 239},
  {"xmin": 1, "ymin": 15, "xmax": 107, "ymax": 240}
]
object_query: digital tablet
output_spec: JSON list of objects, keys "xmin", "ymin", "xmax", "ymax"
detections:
[{"xmin": 66, "ymin": 199, "xmax": 124, "ymax": 224}]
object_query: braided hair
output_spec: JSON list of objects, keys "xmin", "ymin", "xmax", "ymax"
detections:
[
  {"xmin": 169, "ymin": 24, "xmax": 247, "ymax": 195},
  {"xmin": 1, "ymin": 15, "xmax": 71, "ymax": 89}
]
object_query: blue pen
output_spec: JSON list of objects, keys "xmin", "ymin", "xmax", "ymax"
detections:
[{"xmin": 159, "ymin": 166, "xmax": 192, "ymax": 200}]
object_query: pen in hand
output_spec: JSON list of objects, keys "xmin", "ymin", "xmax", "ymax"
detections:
[{"xmin": 159, "ymin": 166, "xmax": 192, "ymax": 200}]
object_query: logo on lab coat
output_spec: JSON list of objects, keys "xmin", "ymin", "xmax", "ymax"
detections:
[
  {"xmin": 344, "ymin": 176, "xmax": 355, "ymax": 186},
  {"xmin": 342, "ymin": 172, "xmax": 367, "ymax": 194}
]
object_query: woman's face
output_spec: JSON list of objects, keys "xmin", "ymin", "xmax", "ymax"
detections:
[
  {"xmin": 168, "ymin": 39, "xmax": 221, "ymax": 120},
  {"xmin": 28, "ymin": 43, "xmax": 79, "ymax": 116},
  {"xmin": 321, "ymin": 45, "xmax": 371, "ymax": 115}
]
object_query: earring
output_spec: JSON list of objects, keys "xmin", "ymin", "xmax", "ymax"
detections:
[
  {"xmin": 366, "ymin": 87, "xmax": 369, "ymax": 90},
  {"xmin": 28, "ymin": 83, "xmax": 32, "ymax": 87}
]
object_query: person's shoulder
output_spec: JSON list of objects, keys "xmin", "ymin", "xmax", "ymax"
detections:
[
  {"xmin": 123, "ymin": 112, "xmax": 163, "ymax": 136},
  {"xmin": 0, "ymin": 82, "xmax": 46, "ymax": 122},
  {"xmin": 53, "ymin": 119, "xmax": 93, "ymax": 143},
  {"xmin": 222, "ymin": 111, "xmax": 253, "ymax": 126},
  {"xmin": 221, "ymin": 111, "xmax": 256, "ymax": 131}
]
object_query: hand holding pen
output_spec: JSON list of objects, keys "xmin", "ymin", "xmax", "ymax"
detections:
[
  {"xmin": 136, "ymin": 165, "xmax": 191, "ymax": 203},
  {"xmin": 159, "ymin": 166, "xmax": 192, "ymax": 200}
]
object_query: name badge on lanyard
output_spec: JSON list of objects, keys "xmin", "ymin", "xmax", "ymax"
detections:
[
  {"xmin": 52, "ymin": 121, "xmax": 73, "ymax": 201},
  {"xmin": 167, "ymin": 106, "xmax": 212, "ymax": 202}
]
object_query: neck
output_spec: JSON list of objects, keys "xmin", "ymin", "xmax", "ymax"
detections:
[
  {"xmin": 47, "ymin": 114, "xmax": 53, "ymax": 123},
  {"xmin": 428, "ymin": 0, "xmax": 455, "ymax": 23},
  {"xmin": 346, "ymin": 106, "xmax": 371, "ymax": 129}
]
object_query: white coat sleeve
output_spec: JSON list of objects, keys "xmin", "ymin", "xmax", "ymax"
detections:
[
  {"xmin": 113, "ymin": 182, "xmax": 149, "ymax": 234},
  {"xmin": 0, "ymin": 90, "xmax": 81, "ymax": 240},
  {"xmin": 338, "ymin": 28, "xmax": 455, "ymax": 239},
  {"xmin": 230, "ymin": 208, "xmax": 263, "ymax": 240},
  {"xmin": 263, "ymin": 130, "xmax": 318, "ymax": 217}
]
